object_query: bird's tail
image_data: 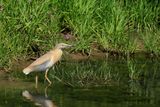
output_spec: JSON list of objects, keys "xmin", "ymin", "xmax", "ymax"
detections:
[{"xmin": 23, "ymin": 67, "xmax": 32, "ymax": 75}]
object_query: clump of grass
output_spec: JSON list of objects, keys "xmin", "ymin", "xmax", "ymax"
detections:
[
  {"xmin": 141, "ymin": 29, "xmax": 160, "ymax": 54},
  {"xmin": 127, "ymin": 0, "xmax": 160, "ymax": 31},
  {"xmin": 58, "ymin": 0, "xmax": 96, "ymax": 53},
  {"xmin": 51, "ymin": 60, "xmax": 119, "ymax": 87},
  {"xmin": 94, "ymin": 0, "xmax": 128, "ymax": 51}
]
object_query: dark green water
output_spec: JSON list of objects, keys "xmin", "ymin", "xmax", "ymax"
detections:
[{"xmin": 1, "ymin": 57, "xmax": 160, "ymax": 107}]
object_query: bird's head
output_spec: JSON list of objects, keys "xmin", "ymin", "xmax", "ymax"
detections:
[{"xmin": 55, "ymin": 43, "xmax": 72, "ymax": 49}]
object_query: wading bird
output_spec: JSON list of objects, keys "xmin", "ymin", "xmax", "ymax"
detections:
[{"xmin": 23, "ymin": 43, "xmax": 72, "ymax": 88}]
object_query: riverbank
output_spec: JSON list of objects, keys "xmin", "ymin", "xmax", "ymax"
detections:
[
  {"xmin": 1, "ymin": 46, "xmax": 159, "ymax": 73},
  {"xmin": 0, "ymin": 0, "xmax": 160, "ymax": 71},
  {"xmin": 0, "ymin": 50, "xmax": 157, "ymax": 88}
]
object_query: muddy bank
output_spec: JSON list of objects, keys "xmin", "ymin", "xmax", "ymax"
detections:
[{"xmin": 1, "ymin": 48, "xmax": 159, "ymax": 74}]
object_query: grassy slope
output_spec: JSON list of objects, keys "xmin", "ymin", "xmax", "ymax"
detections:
[{"xmin": 0, "ymin": 0, "xmax": 160, "ymax": 68}]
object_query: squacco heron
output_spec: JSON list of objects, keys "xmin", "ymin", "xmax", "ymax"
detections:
[{"xmin": 23, "ymin": 43, "xmax": 72, "ymax": 87}]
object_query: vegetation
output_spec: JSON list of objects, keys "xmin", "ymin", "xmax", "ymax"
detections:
[{"xmin": 0, "ymin": 0, "xmax": 160, "ymax": 69}]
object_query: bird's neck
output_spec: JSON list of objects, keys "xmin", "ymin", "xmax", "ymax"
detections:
[
  {"xmin": 51, "ymin": 48, "xmax": 62, "ymax": 52},
  {"xmin": 50, "ymin": 48, "xmax": 63, "ymax": 63}
]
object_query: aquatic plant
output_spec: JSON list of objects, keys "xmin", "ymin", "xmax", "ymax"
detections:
[{"xmin": 127, "ymin": 59, "xmax": 140, "ymax": 80}]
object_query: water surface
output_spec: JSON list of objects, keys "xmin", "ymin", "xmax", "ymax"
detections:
[{"xmin": 1, "ymin": 57, "xmax": 160, "ymax": 107}]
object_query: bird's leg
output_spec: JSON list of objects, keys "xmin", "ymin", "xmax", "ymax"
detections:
[
  {"xmin": 35, "ymin": 74, "xmax": 38, "ymax": 89},
  {"xmin": 45, "ymin": 69, "xmax": 52, "ymax": 85}
]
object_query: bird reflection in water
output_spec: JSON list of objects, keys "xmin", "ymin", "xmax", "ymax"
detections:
[{"xmin": 22, "ymin": 86, "xmax": 57, "ymax": 107}]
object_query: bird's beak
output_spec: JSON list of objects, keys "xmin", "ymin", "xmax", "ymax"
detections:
[
  {"xmin": 66, "ymin": 44, "xmax": 73, "ymax": 47},
  {"xmin": 63, "ymin": 44, "xmax": 73, "ymax": 49}
]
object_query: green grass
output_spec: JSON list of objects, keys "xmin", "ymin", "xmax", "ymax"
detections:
[
  {"xmin": 0, "ymin": 0, "xmax": 160, "ymax": 68},
  {"xmin": 52, "ymin": 60, "xmax": 116, "ymax": 87},
  {"xmin": 141, "ymin": 29, "xmax": 160, "ymax": 54}
]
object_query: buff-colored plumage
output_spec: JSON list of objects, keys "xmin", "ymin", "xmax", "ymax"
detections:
[
  {"xmin": 23, "ymin": 49, "xmax": 62, "ymax": 75},
  {"xmin": 23, "ymin": 43, "xmax": 72, "ymax": 87}
]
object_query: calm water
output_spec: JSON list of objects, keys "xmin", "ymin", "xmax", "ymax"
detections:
[{"xmin": 1, "ymin": 57, "xmax": 160, "ymax": 107}]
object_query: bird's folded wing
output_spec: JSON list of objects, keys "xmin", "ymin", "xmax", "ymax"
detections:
[
  {"xmin": 32, "ymin": 60, "xmax": 52, "ymax": 71},
  {"xmin": 29, "ymin": 52, "xmax": 52, "ymax": 67}
]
